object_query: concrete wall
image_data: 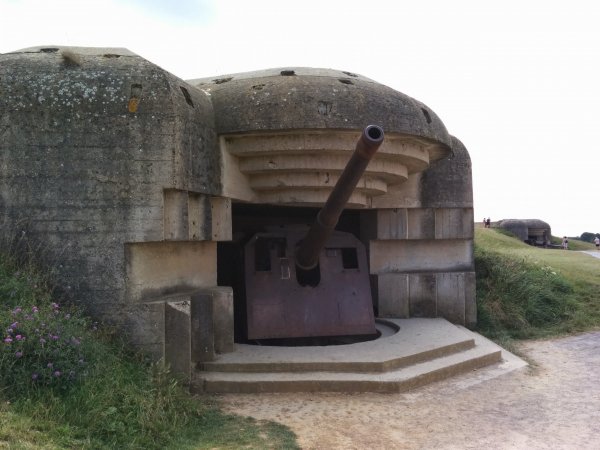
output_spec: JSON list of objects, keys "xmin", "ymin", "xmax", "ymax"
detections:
[
  {"xmin": 0, "ymin": 47, "xmax": 223, "ymax": 356},
  {"xmin": 363, "ymin": 137, "xmax": 476, "ymax": 327}
]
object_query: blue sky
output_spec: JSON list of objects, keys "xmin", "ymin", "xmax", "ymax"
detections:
[{"xmin": 2, "ymin": 0, "xmax": 599, "ymax": 236}]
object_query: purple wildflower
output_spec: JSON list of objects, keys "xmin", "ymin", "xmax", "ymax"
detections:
[
  {"xmin": 53, "ymin": 371, "xmax": 61, "ymax": 377},
  {"xmin": 47, "ymin": 362, "xmax": 53, "ymax": 369},
  {"xmin": 32, "ymin": 306, "xmax": 39, "ymax": 313},
  {"xmin": 51, "ymin": 303, "xmax": 59, "ymax": 310},
  {"xmin": 15, "ymin": 335, "xmax": 23, "ymax": 341},
  {"xmin": 15, "ymin": 351, "xmax": 23, "ymax": 358},
  {"xmin": 7, "ymin": 328, "xmax": 13, "ymax": 335},
  {"xmin": 12, "ymin": 307, "xmax": 22, "ymax": 316},
  {"xmin": 4, "ymin": 337, "xmax": 13, "ymax": 344},
  {"xmin": 31, "ymin": 373, "xmax": 38, "ymax": 380},
  {"xmin": 10, "ymin": 322, "xmax": 18, "ymax": 329},
  {"xmin": 51, "ymin": 335, "xmax": 59, "ymax": 341}
]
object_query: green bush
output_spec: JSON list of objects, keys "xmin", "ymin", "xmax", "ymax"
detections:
[
  {"xmin": 475, "ymin": 246, "xmax": 576, "ymax": 339},
  {"xmin": 0, "ymin": 253, "xmax": 298, "ymax": 449},
  {"xmin": 0, "ymin": 256, "xmax": 201, "ymax": 446},
  {"xmin": 1, "ymin": 300, "xmax": 91, "ymax": 395}
]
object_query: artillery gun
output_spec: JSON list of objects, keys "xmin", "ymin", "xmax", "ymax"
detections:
[{"xmin": 243, "ymin": 125, "xmax": 384, "ymax": 340}]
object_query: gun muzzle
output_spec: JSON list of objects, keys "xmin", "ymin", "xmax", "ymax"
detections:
[{"xmin": 295, "ymin": 125, "xmax": 384, "ymax": 272}]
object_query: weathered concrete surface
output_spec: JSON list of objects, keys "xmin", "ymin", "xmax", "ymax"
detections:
[
  {"xmin": 422, "ymin": 136, "xmax": 473, "ymax": 208},
  {"xmin": 1, "ymin": 48, "xmax": 477, "ymax": 358},
  {"xmin": 164, "ymin": 287, "xmax": 235, "ymax": 379},
  {"xmin": 189, "ymin": 68, "xmax": 451, "ymax": 146},
  {"xmin": 369, "ymin": 239, "xmax": 473, "ymax": 273},
  {"xmin": 0, "ymin": 46, "xmax": 221, "ymax": 353},
  {"xmin": 217, "ymin": 331, "xmax": 600, "ymax": 449},
  {"xmin": 193, "ymin": 319, "xmax": 507, "ymax": 393},
  {"xmin": 199, "ymin": 319, "xmax": 476, "ymax": 373},
  {"xmin": 165, "ymin": 300, "xmax": 192, "ymax": 377},
  {"xmin": 219, "ymin": 130, "xmax": 443, "ymax": 207},
  {"xmin": 125, "ymin": 241, "xmax": 217, "ymax": 302},
  {"xmin": 363, "ymin": 135, "xmax": 475, "ymax": 325}
]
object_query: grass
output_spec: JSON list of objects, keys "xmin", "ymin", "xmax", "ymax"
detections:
[
  {"xmin": 3, "ymin": 226, "xmax": 599, "ymax": 448},
  {"xmin": 475, "ymin": 227, "xmax": 600, "ymax": 342},
  {"xmin": 0, "ymin": 254, "xmax": 299, "ymax": 450}
]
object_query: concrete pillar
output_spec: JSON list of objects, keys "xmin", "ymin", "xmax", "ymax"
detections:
[
  {"xmin": 211, "ymin": 287, "xmax": 234, "ymax": 354},
  {"xmin": 165, "ymin": 300, "xmax": 192, "ymax": 377},
  {"xmin": 190, "ymin": 292, "xmax": 215, "ymax": 363},
  {"xmin": 186, "ymin": 287, "xmax": 235, "ymax": 361}
]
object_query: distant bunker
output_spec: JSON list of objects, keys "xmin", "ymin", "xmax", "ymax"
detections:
[
  {"xmin": 495, "ymin": 219, "xmax": 552, "ymax": 246},
  {"xmin": 0, "ymin": 47, "xmax": 474, "ymax": 363}
]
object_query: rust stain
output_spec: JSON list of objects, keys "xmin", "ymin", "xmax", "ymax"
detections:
[
  {"xmin": 128, "ymin": 97, "xmax": 139, "ymax": 113},
  {"xmin": 128, "ymin": 83, "xmax": 143, "ymax": 113}
]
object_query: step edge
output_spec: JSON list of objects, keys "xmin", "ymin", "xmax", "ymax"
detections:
[
  {"xmin": 199, "ymin": 339, "xmax": 476, "ymax": 373},
  {"xmin": 192, "ymin": 349, "xmax": 502, "ymax": 394}
]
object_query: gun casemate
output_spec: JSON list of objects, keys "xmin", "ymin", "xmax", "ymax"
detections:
[{"xmin": 244, "ymin": 126, "xmax": 384, "ymax": 340}]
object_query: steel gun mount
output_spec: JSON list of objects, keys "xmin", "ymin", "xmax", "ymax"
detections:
[{"xmin": 244, "ymin": 125, "xmax": 385, "ymax": 340}]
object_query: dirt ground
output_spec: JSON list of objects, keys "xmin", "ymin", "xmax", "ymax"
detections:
[{"xmin": 217, "ymin": 331, "xmax": 600, "ymax": 449}]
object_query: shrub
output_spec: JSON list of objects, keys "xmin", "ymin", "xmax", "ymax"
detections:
[
  {"xmin": 0, "ymin": 255, "xmax": 299, "ymax": 448},
  {"xmin": 1, "ymin": 300, "xmax": 91, "ymax": 395},
  {"xmin": 475, "ymin": 246, "xmax": 576, "ymax": 339}
]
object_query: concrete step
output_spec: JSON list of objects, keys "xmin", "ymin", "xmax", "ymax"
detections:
[
  {"xmin": 194, "ymin": 342, "xmax": 500, "ymax": 393},
  {"xmin": 198, "ymin": 318, "xmax": 475, "ymax": 374},
  {"xmin": 192, "ymin": 319, "xmax": 504, "ymax": 393}
]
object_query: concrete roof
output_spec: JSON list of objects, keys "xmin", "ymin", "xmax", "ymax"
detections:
[{"xmin": 187, "ymin": 67, "xmax": 453, "ymax": 149}]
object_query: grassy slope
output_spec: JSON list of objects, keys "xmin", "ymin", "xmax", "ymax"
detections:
[
  {"xmin": 475, "ymin": 227, "xmax": 600, "ymax": 340},
  {"xmin": 0, "ymin": 256, "xmax": 299, "ymax": 450},
  {"xmin": 3, "ymin": 228, "xmax": 598, "ymax": 448}
]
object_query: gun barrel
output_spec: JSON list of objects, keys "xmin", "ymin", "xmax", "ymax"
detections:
[{"xmin": 295, "ymin": 125, "xmax": 384, "ymax": 271}]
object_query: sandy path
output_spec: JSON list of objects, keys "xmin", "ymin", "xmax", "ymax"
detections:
[
  {"xmin": 217, "ymin": 331, "xmax": 600, "ymax": 449},
  {"xmin": 581, "ymin": 250, "xmax": 600, "ymax": 259}
]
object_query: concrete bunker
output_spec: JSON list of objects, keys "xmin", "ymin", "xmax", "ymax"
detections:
[
  {"xmin": 495, "ymin": 219, "xmax": 552, "ymax": 246},
  {"xmin": 1, "ymin": 48, "xmax": 477, "ymax": 386}
]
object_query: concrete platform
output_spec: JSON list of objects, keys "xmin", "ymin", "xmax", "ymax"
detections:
[{"xmin": 192, "ymin": 318, "xmax": 515, "ymax": 393}]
